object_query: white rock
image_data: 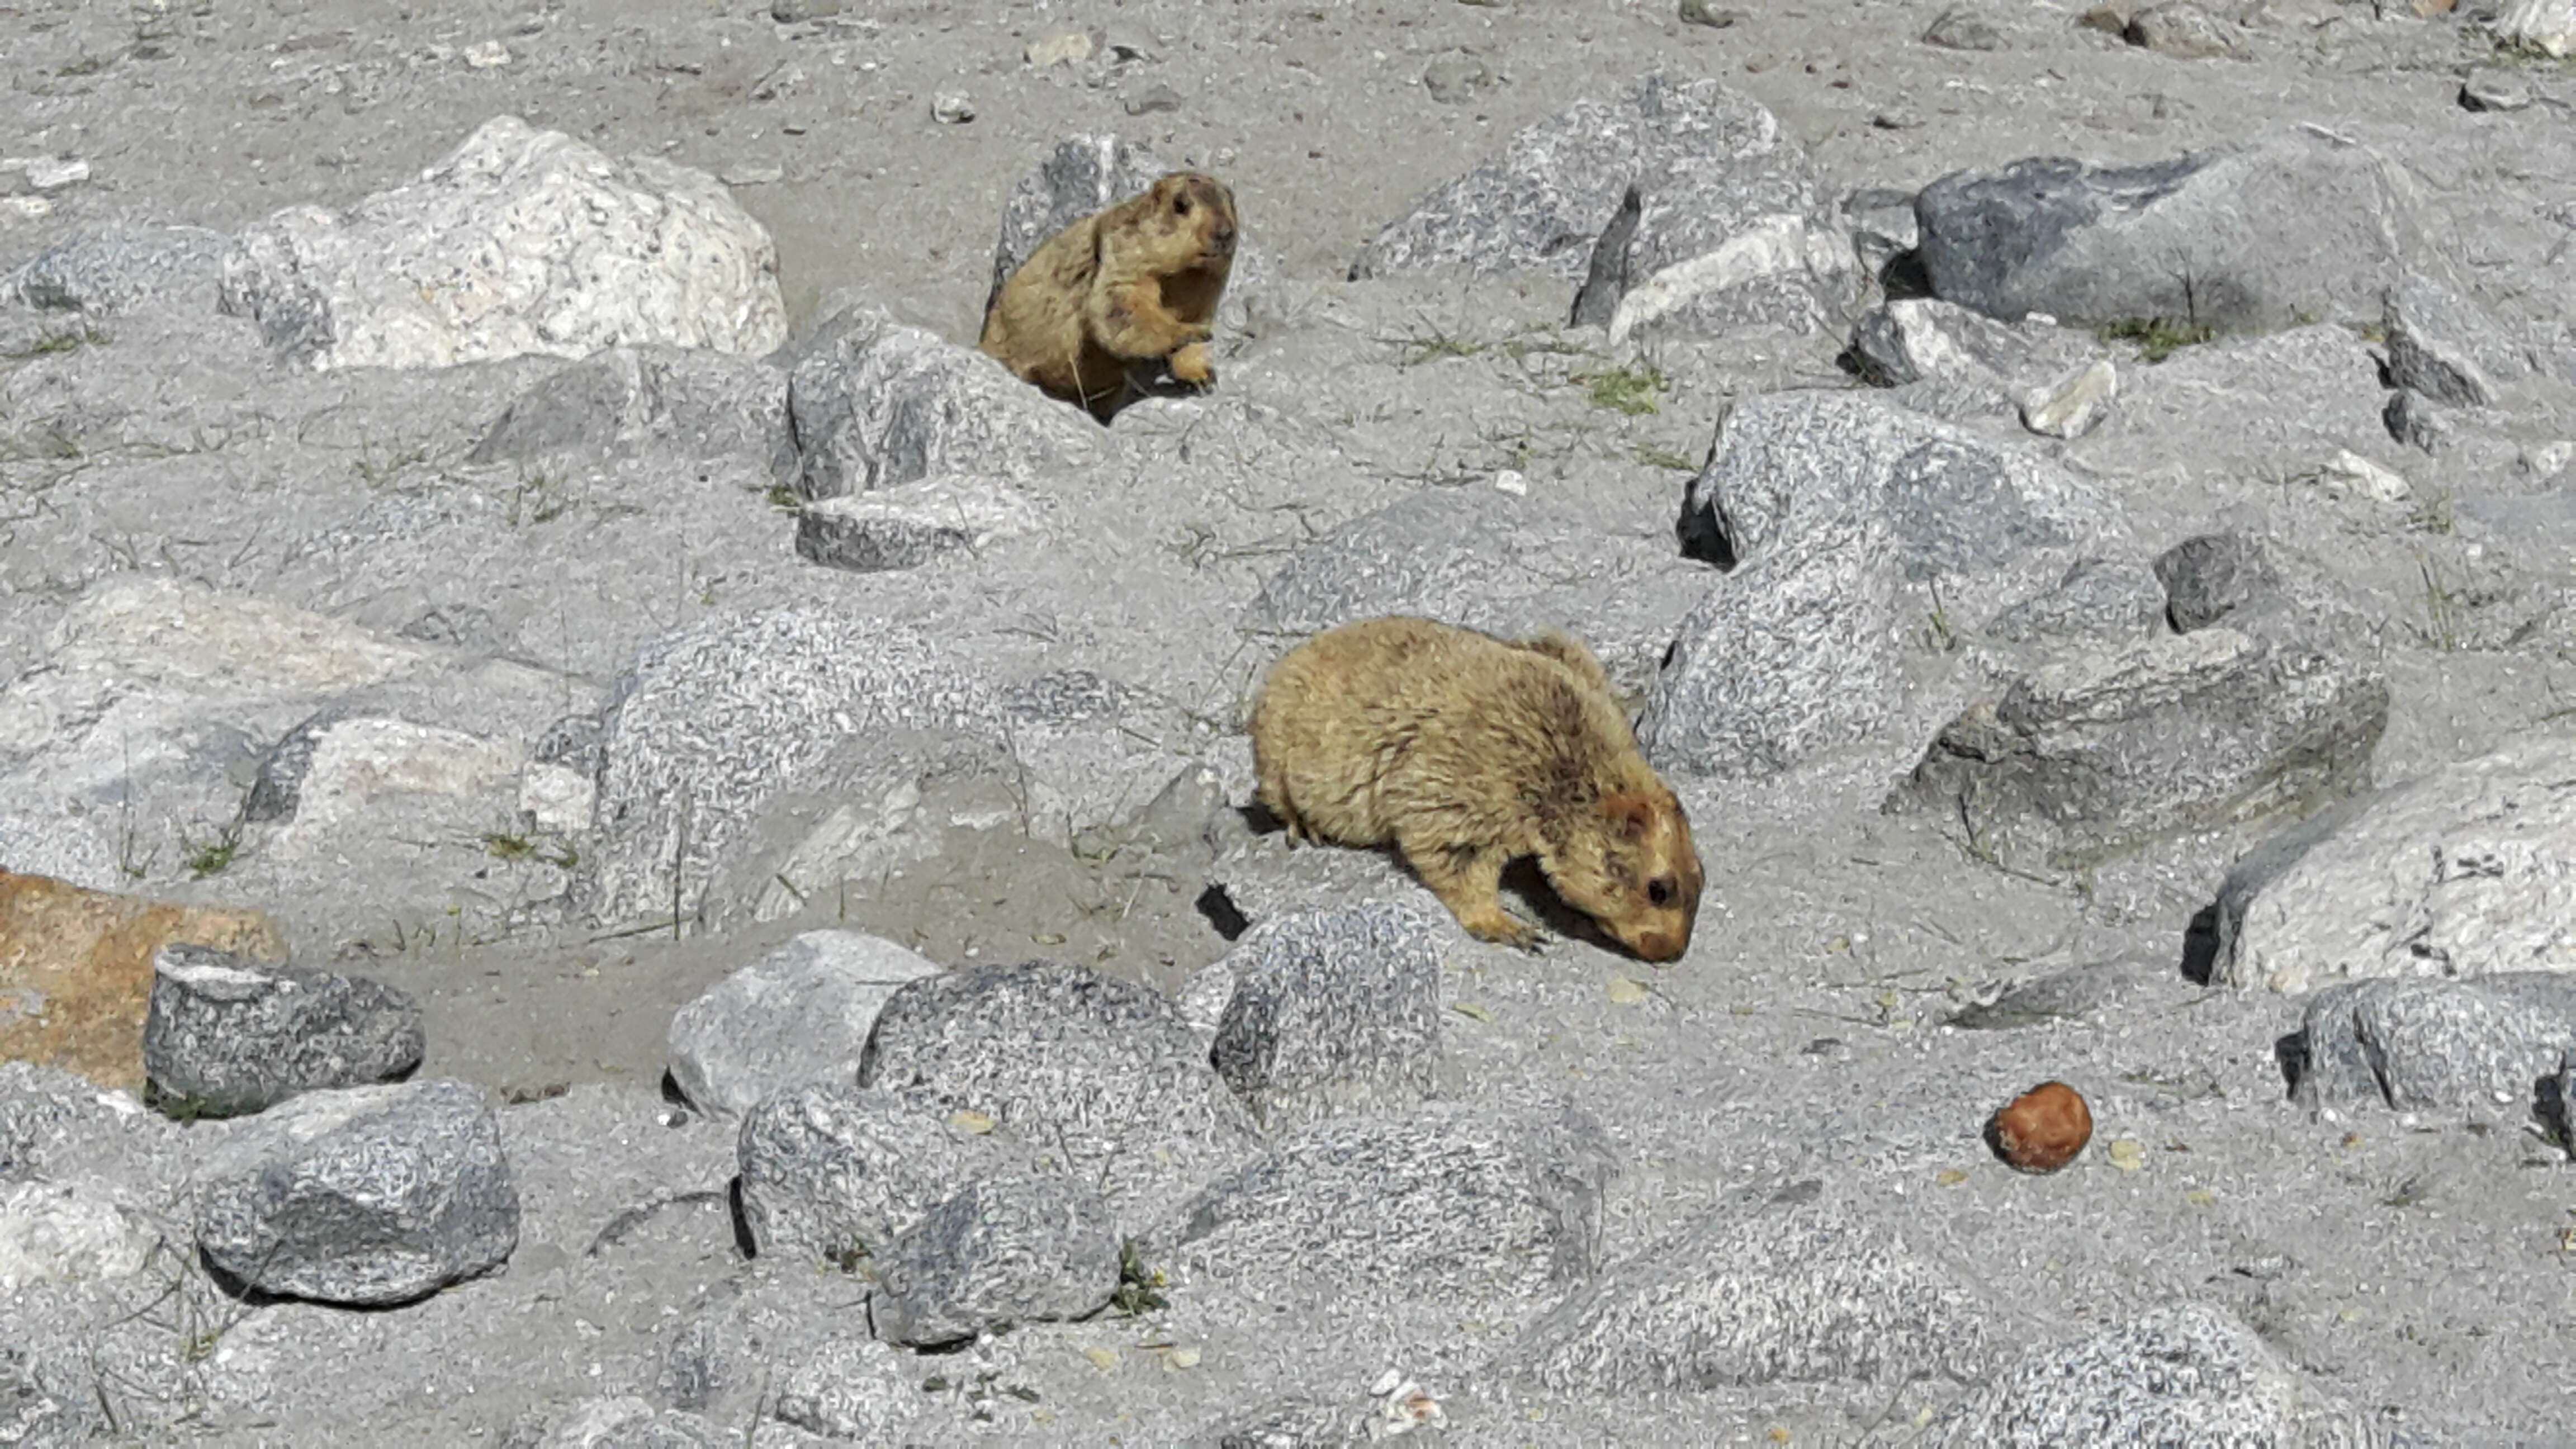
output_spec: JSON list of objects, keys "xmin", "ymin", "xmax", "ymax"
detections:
[
  {"xmin": 1025, "ymin": 29, "xmax": 1098, "ymax": 67},
  {"xmin": 2495, "ymin": 0, "xmax": 2576, "ymax": 55},
  {"xmin": 931, "ymin": 92, "xmax": 976, "ymax": 124},
  {"xmin": 219, "ymin": 115, "xmax": 788, "ymax": 371},
  {"xmin": 463, "ymin": 40, "xmax": 512, "ymax": 68},
  {"xmin": 1607, "ymin": 214, "xmax": 1856, "ymax": 348},
  {"xmin": 3, "ymin": 156, "xmax": 91, "ymax": 191},
  {"xmin": 2019, "ymin": 358, "xmax": 2119, "ymax": 439},
  {"xmin": 0, "ymin": 196, "xmax": 51, "ymax": 220},
  {"xmin": 0, "ymin": 1179, "xmax": 162, "ymax": 1290},
  {"xmin": 41, "ymin": 577, "xmax": 428, "ymax": 697},
  {"xmin": 518, "ymin": 761, "xmax": 596, "ymax": 835},
  {"xmin": 2318, "ymin": 448, "xmax": 2412, "ymax": 504},
  {"xmin": 666, "ymin": 931, "xmax": 946, "ymax": 1118}
]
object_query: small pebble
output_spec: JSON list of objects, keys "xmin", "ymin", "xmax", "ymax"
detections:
[
  {"xmin": 2459, "ymin": 67, "xmax": 2534, "ymax": 112},
  {"xmin": 1122, "ymin": 83, "xmax": 1183, "ymax": 116},
  {"xmin": 463, "ymin": 40, "xmax": 512, "ymax": 68},
  {"xmin": 931, "ymin": 91, "xmax": 975, "ymax": 124},
  {"xmin": 1678, "ymin": 0, "xmax": 1744, "ymax": 25},
  {"xmin": 1988, "ymin": 1081, "xmax": 2093, "ymax": 1173}
]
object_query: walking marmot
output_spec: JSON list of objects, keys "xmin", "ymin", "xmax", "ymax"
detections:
[
  {"xmin": 1247, "ymin": 615, "xmax": 1704, "ymax": 963},
  {"xmin": 978, "ymin": 171, "xmax": 1238, "ymax": 422}
]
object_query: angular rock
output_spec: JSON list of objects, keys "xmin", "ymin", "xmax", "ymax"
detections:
[
  {"xmin": 0, "ymin": 1346, "xmax": 83, "ymax": 1447},
  {"xmin": 1844, "ymin": 186, "xmax": 1920, "ymax": 281},
  {"xmin": 1915, "ymin": 127, "xmax": 2426, "ymax": 330},
  {"xmin": 1164, "ymin": 1104, "xmax": 1615, "ymax": 1314},
  {"xmin": 2495, "ymin": 0, "xmax": 2576, "ymax": 56},
  {"xmin": 584, "ymin": 603, "xmax": 1000, "ymax": 929},
  {"xmin": 1353, "ymin": 72, "xmax": 1840, "ymax": 334},
  {"xmin": 2152, "ymin": 532, "xmax": 2280, "ymax": 632},
  {"xmin": 1243, "ymin": 486, "xmax": 1710, "ymax": 700},
  {"xmin": 469, "ymin": 344, "xmax": 795, "ymax": 480},
  {"xmin": 858, "ymin": 960, "xmax": 1261, "ymax": 1234},
  {"xmin": 1508, "ymin": 1194, "xmax": 1985, "ymax": 1391},
  {"xmin": 1924, "ymin": 7, "xmax": 2004, "ymax": 48},
  {"xmin": 265, "ymin": 717, "xmax": 525, "ymax": 857},
  {"xmin": 0, "ymin": 1177, "xmax": 163, "ymax": 1290},
  {"xmin": 2383, "ymin": 387, "xmax": 2452, "ymax": 454},
  {"xmin": 2384, "ymin": 274, "xmax": 2521, "ymax": 410},
  {"xmin": 220, "ymin": 115, "xmax": 787, "ymax": 370},
  {"xmin": 1918, "ymin": 1303, "xmax": 2362, "ymax": 1445},
  {"xmin": 734, "ymin": 1083, "xmax": 1033, "ymax": 1262},
  {"xmin": 191, "ymin": 1079, "xmax": 518, "ymax": 1305},
  {"xmin": 1198, "ymin": 900, "xmax": 1447, "ymax": 1130},
  {"xmin": 666, "ymin": 932, "xmax": 945, "ymax": 1120},
  {"xmin": 240, "ymin": 707, "xmax": 349, "ymax": 825},
  {"xmin": 3, "ymin": 225, "xmax": 231, "ymax": 314},
  {"xmin": 2290, "ymin": 974, "xmax": 2576, "ymax": 1114},
  {"xmin": 2018, "ymin": 358, "xmax": 2118, "ymax": 438},
  {"xmin": 1887, "ymin": 629, "xmax": 2388, "ymax": 875},
  {"xmin": 1644, "ymin": 391, "xmax": 2113, "ymax": 778},
  {"xmin": 793, "ymin": 475, "xmax": 1033, "ymax": 574},
  {"xmin": 0, "ymin": 870, "xmax": 285, "ymax": 1093},
  {"xmin": 143, "ymin": 944, "xmax": 424, "ymax": 1117},
  {"xmin": 2124, "ymin": 2, "xmax": 2242, "ymax": 56},
  {"xmin": 2460, "ymin": 67, "xmax": 2535, "ymax": 112},
  {"xmin": 2214, "ymin": 733, "xmax": 2576, "ymax": 993},
  {"xmin": 1981, "ymin": 556, "xmax": 2168, "ymax": 646},
  {"xmin": 1845, "ymin": 297, "xmax": 2097, "ymax": 394},
  {"xmin": 771, "ymin": 1335, "xmax": 925, "ymax": 1442},
  {"xmin": 784, "ymin": 295, "xmax": 1106, "ymax": 500},
  {"xmin": 867, "ymin": 1172, "xmax": 1120, "ymax": 1347}
]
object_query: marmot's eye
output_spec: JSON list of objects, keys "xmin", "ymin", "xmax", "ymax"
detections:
[
  {"xmin": 1175, "ymin": 195, "xmax": 1193, "ymax": 216},
  {"xmin": 1647, "ymin": 878, "xmax": 1674, "ymax": 907}
]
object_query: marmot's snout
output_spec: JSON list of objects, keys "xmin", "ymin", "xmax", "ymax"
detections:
[{"xmin": 1208, "ymin": 219, "xmax": 1237, "ymax": 257}]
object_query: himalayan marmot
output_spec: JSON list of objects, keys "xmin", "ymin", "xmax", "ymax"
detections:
[
  {"xmin": 1247, "ymin": 615, "xmax": 1704, "ymax": 963},
  {"xmin": 978, "ymin": 171, "xmax": 1238, "ymax": 422}
]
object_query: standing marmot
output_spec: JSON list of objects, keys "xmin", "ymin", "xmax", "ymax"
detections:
[
  {"xmin": 1247, "ymin": 615, "xmax": 1704, "ymax": 963},
  {"xmin": 978, "ymin": 171, "xmax": 1238, "ymax": 422}
]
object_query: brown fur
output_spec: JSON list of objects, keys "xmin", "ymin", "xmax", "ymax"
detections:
[
  {"xmin": 978, "ymin": 171, "xmax": 1238, "ymax": 422},
  {"xmin": 1247, "ymin": 615, "xmax": 1704, "ymax": 962}
]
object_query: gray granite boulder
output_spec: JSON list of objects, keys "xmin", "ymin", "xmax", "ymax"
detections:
[
  {"xmin": 858, "ymin": 960, "xmax": 1261, "ymax": 1236},
  {"xmin": 733, "ymin": 1082, "xmax": 1031, "ymax": 1263},
  {"xmin": 867, "ymin": 1172, "xmax": 1121, "ymax": 1347},
  {"xmin": 1914, "ymin": 126, "xmax": 2427, "ymax": 331},
  {"xmin": 1981, "ymin": 556, "xmax": 2167, "ymax": 646},
  {"xmin": 2383, "ymin": 274, "xmax": 2525, "ymax": 410},
  {"xmin": 1917, "ymin": 1303, "xmax": 2364, "ymax": 1445},
  {"xmin": 1507, "ymin": 1190, "xmax": 1985, "ymax": 1391},
  {"xmin": 190, "ymin": 1079, "xmax": 518, "ymax": 1305},
  {"xmin": 2152, "ymin": 532, "xmax": 2281, "ymax": 634},
  {"xmin": 1162, "ymin": 1102, "xmax": 1615, "ymax": 1315},
  {"xmin": 584, "ymin": 603, "xmax": 1001, "ymax": 929},
  {"xmin": 770, "ymin": 1334, "xmax": 925, "ymax": 1442},
  {"xmin": 1886, "ymin": 628, "xmax": 2388, "ymax": 876},
  {"xmin": 3, "ymin": 225, "xmax": 232, "ymax": 315},
  {"xmin": 468, "ymin": 343, "xmax": 795, "ymax": 480},
  {"xmin": 1643, "ymin": 390, "xmax": 2114, "ymax": 778},
  {"xmin": 1352, "ymin": 70, "xmax": 1844, "ymax": 342},
  {"xmin": 784, "ymin": 293, "xmax": 1107, "ymax": 501},
  {"xmin": 1194, "ymin": 900, "xmax": 1448, "ymax": 1130},
  {"xmin": 2289, "ymin": 974, "xmax": 2576, "ymax": 1115},
  {"xmin": 2213, "ymin": 732, "xmax": 2576, "ymax": 994},
  {"xmin": 143, "ymin": 943, "xmax": 424, "ymax": 1117},
  {"xmin": 792, "ymin": 475, "xmax": 1033, "ymax": 575},
  {"xmin": 666, "ymin": 931, "xmax": 945, "ymax": 1120}
]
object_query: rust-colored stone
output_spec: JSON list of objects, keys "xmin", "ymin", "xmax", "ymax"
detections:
[
  {"xmin": 0, "ymin": 869, "xmax": 286, "ymax": 1092},
  {"xmin": 1987, "ymin": 1080, "xmax": 2095, "ymax": 1174}
]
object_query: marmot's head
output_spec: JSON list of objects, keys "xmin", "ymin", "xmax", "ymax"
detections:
[
  {"xmin": 1547, "ymin": 788, "xmax": 1703, "ymax": 963},
  {"xmin": 1132, "ymin": 171, "xmax": 1238, "ymax": 268}
]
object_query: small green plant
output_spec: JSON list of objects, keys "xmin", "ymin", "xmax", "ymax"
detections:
[
  {"xmin": 1632, "ymin": 443, "xmax": 1697, "ymax": 472},
  {"xmin": 178, "ymin": 825, "xmax": 240, "ymax": 880},
  {"xmin": 764, "ymin": 484, "xmax": 803, "ymax": 514},
  {"xmin": 2097, "ymin": 316, "xmax": 2219, "ymax": 363},
  {"xmin": 1574, "ymin": 363, "xmax": 1668, "ymax": 416},
  {"xmin": 481, "ymin": 831, "xmax": 576, "ymax": 869},
  {"xmin": 56, "ymin": 55, "xmax": 108, "ymax": 77},
  {"xmin": 2414, "ymin": 552, "xmax": 2465, "ymax": 652},
  {"xmin": 2, "ymin": 323, "xmax": 110, "ymax": 360},
  {"xmin": 825, "ymin": 1238, "xmax": 872, "ymax": 1275},
  {"xmin": 352, "ymin": 442, "xmax": 429, "ymax": 491},
  {"xmin": 2407, "ymin": 484, "xmax": 2455, "ymax": 536},
  {"xmin": 1110, "ymin": 1239, "xmax": 1168, "ymax": 1317},
  {"xmin": 505, "ymin": 467, "xmax": 570, "ymax": 526},
  {"xmin": 1387, "ymin": 324, "xmax": 1488, "ymax": 367}
]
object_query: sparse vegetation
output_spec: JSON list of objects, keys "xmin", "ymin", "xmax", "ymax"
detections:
[
  {"xmin": 2414, "ymin": 552, "xmax": 2466, "ymax": 652},
  {"xmin": 1573, "ymin": 362, "xmax": 1669, "ymax": 415},
  {"xmin": 1632, "ymin": 443, "xmax": 1698, "ymax": 471},
  {"xmin": 178, "ymin": 824, "xmax": 241, "ymax": 879},
  {"xmin": 2097, "ymin": 315, "xmax": 2220, "ymax": 362},
  {"xmin": 1386, "ymin": 322, "xmax": 1488, "ymax": 366},
  {"xmin": 764, "ymin": 483, "xmax": 803, "ymax": 514},
  {"xmin": 1110, "ymin": 1239, "xmax": 1169, "ymax": 1317},
  {"xmin": 2, "ymin": 323, "xmax": 110, "ymax": 360},
  {"xmin": 505, "ymin": 467, "xmax": 570, "ymax": 526}
]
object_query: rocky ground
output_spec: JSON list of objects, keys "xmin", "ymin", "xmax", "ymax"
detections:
[{"xmin": 7, "ymin": 0, "xmax": 2576, "ymax": 1443}]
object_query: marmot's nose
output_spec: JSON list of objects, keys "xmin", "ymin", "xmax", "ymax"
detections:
[{"xmin": 1212, "ymin": 222, "xmax": 1237, "ymax": 250}]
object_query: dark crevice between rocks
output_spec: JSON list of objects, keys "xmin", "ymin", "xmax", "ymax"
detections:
[
  {"xmin": 586, "ymin": 1189, "xmax": 731, "ymax": 1259},
  {"xmin": 1194, "ymin": 882, "xmax": 1248, "ymax": 941},
  {"xmin": 2178, "ymin": 902, "xmax": 2223, "ymax": 986},
  {"xmin": 2272, "ymin": 1030, "xmax": 2309, "ymax": 1102}
]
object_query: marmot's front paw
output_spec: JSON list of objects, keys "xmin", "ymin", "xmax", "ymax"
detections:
[
  {"xmin": 1168, "ymin": 341, "xmax": 1215, "ymax": 389},
  {"xmin": 1464, "ymin": 912, "xmax": 1541, "ymax": 953}
]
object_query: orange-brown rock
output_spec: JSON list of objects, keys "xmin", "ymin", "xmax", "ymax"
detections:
[
  {"xmin": 1987, "ymin": 1080, "xmax": 2094, "ymax": 1173},
  {"xmin": 0, "ymin": 869, "xmax": 286, "ymax": 1092}
]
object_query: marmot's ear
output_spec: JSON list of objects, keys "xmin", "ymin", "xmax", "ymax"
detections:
[{"xmin": 1604, "ymin": 793, "xmax": 1654, "ymax": 842}]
